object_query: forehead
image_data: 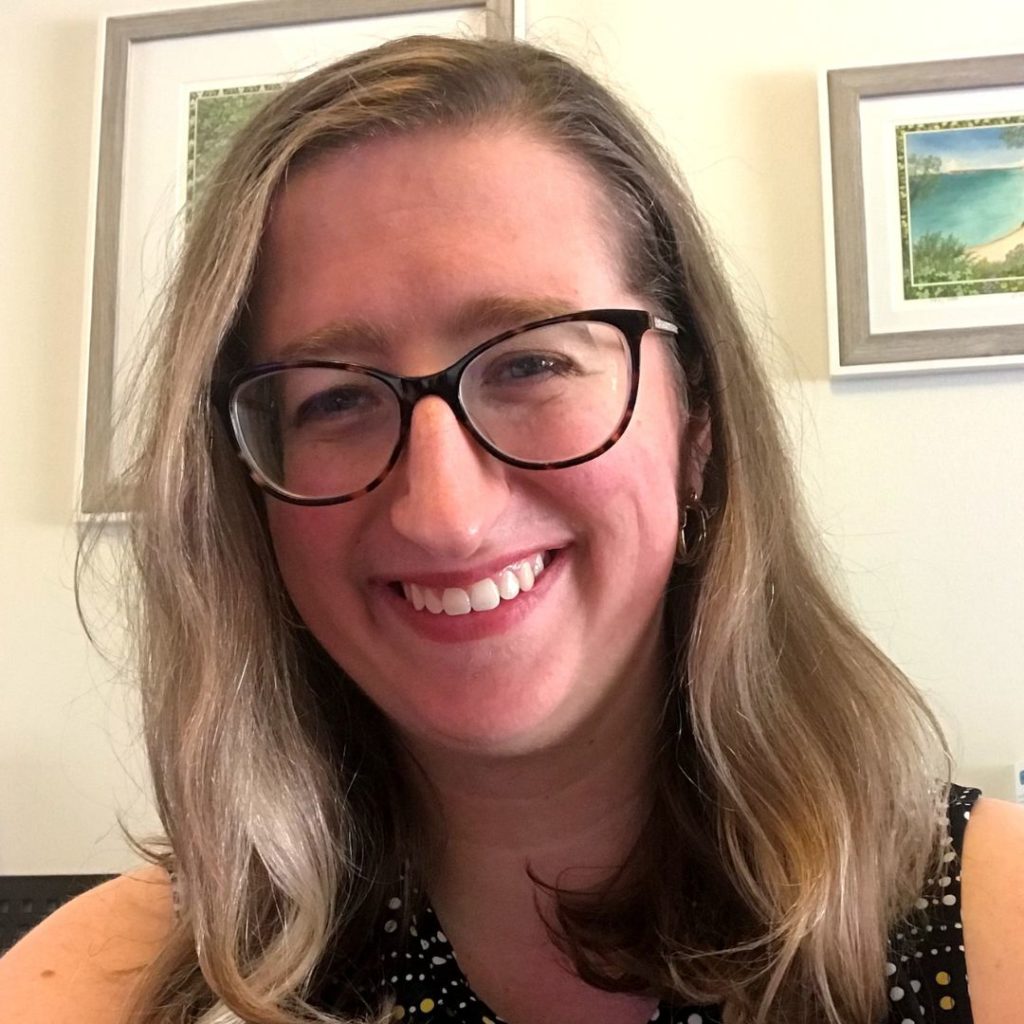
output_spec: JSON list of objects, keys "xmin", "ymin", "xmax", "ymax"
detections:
[{"xmin": 247, "ymin": 127, "xmax": 632, "ymax": 361}]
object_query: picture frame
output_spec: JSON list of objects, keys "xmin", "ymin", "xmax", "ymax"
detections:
[
  {"xmin": 80, "ymin": 0, "xmax": 516, "ymax": 515},
  {"xmin": 821, "ymin": 53, "xmax": 1024, "ymax": 377}
]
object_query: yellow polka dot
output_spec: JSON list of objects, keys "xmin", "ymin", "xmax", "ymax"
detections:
[
  {"xmin": 419, "ymin": 999, "xmax": 435, "ymax": 1013},
  {"xmin": 936, "ymin": 971, "xmax": 951, "ymax": 985},
  {"xmin": 392, "ymin": 1008, "xmax": 406, "ymax": 1021},
  {"xmin": 939, "ymin": 995, "xmax": 956, "ymax": 1010}
]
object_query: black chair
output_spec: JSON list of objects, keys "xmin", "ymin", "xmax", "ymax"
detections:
[{"xmin": 0, "ymin": 875, "xmax": 114, "ymax": 954}]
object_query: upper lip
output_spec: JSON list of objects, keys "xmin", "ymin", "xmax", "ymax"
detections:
[{"xmin": 378, "ymin": 547, "xmax": 560, "ymax": 588}]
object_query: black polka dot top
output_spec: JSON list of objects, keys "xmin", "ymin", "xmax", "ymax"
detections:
[{"xmin": 329, "ymin": 785, "xmax": 980, "ymax": 1024}]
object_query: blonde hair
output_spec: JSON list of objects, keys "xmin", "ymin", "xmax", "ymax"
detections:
[{"xmin": 99, "ymin": 34, "xmax": 949, "ymax": 1024}]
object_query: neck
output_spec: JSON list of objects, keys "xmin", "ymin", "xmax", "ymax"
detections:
[
  {"xmin": 402, "ymin": 653, "xmax": 665, "ymax": 918},
  {"xmin": 393, "ymin": 651, "xmax": 668, "ymax": 1024}
]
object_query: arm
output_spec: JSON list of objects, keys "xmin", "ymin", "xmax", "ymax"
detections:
[
  {"xmin": 961, "ymin": 796, "xmax": 1024, "ymax": 1024},
  {"xmin": 0, "ymin": 866, "xmax": 174, "ymax": 1024}
]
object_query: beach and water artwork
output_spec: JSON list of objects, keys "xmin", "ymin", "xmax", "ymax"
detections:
[
  {"xmin": 898, "ymin": 116, "xmax": 1024, "ymax": 299},
  {"xmin": 186, "ymin": 83, "xmax": 283, "ymax": 212}
]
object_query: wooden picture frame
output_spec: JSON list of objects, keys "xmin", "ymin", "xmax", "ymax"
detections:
[
  {"xmin": 80, "ymin": 0, "xmax": 515, "ymax": 514},
  {"xmin": 821, "ymin": 53, "xmax": 1024, "ymax": 377}
]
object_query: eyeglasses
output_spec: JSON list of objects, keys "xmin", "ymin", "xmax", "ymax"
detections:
[{"xmin": 214, "ymin": 308, "xmax": 679, "ymax": 506}]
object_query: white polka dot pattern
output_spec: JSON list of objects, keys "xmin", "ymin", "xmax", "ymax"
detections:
[
  {"xmin": 882, "ymin": 785, "xmax": 977, "ymax": 1024},
  {"xmin": 368, "ymin": 898, "xmax": 721, "ymax": 1023},
  {"xmin": 319, "ymin": 786, "xmax": 979, "ymax": 1023}
]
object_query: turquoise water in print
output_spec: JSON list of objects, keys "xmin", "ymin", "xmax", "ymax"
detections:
[{"xmin": 909, "ymin": 167, "xmax": 1024, "ymax": 247}]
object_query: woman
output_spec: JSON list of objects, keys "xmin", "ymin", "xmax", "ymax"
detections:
[{"xmin": 3, "ymin": 34, "xmax": 1023, "ymax": 1024}]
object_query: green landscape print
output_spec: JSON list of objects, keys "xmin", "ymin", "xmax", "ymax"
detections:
[
  {"xmin": 186, "ymin": 83, "xmax": 283, "ymax": 213},
  {"xmin": 898, "ymin": 116, "xmax": 1024, "ymax": 299}
]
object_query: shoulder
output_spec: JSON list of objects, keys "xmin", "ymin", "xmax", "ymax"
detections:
[
  {"xmin": 0, "ymin": 865, "xmax": 175, "ymax": 1024},
  {"xmin": 960, "ymin": 796, "xmax": 1024, "ymax": 1024}
]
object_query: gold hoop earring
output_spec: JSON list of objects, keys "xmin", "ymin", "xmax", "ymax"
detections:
[{"xmin": 677, "ymin": 493, "xmax": 709, "ymax": 565}]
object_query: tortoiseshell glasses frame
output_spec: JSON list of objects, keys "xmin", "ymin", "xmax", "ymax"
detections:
[{"xmin": 212, "ymin": 308, "xmax": 679, "ymax": 507}]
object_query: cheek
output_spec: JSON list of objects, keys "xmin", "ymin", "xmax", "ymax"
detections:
[
  {"xmin": 264, "ymin": 503, "xmax": 357, "ymax": 621},
  {"xmin": 266, "ymin": 503, "xmax": 314, "ymax": 573},
  {"xmin": 567, "ymin": 349, "xmax": 684, "ymax": 505},
  {"xmin": 547, "ymin": 406, "xmax": 682, "ymax": 560},
  {"xmin": 623, "ymin": 370, "xmax": 685, "ymax": 504}
]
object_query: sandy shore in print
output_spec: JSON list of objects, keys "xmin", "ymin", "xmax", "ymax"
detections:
[{"xmin": 967, "ymin": 222, "xmax": 1024, "ymax": 262}]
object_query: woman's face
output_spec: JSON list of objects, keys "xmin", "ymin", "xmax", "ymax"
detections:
[{"xmin": 250, "ymin": 127, "xmax": 703, "ymax": 759}]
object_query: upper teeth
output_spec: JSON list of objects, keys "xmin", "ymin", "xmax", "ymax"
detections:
[{"xmin": 401, "ymin": 554, "xmax": 547, "ymax": 615}]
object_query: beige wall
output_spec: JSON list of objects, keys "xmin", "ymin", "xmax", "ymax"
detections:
[
  {"xmin": 2, "ymin": 0, "xmax": 1022, "ymax": 872},
  {"xmin": 526, "ymin": 0, "xmax": 1024, "ymax": 797}
]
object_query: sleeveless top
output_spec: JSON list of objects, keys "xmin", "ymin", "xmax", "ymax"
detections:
[{"xmin": 324, "ymin": 785, "xmax": 980, "ymax": 1024}]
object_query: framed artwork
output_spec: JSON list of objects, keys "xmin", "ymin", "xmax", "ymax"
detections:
[
  {"xmin": 80, "ymin": 0, "xmax": 515, "ymax": 515},
  {"xmin": 821, "ymin": 53, "xmax": 1024, "ymax": 376}
]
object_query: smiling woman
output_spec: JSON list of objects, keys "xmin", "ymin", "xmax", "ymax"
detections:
[
  {"xmin": 3, "ymin": 31, "xmax": 1024, "ymax": 1024},
  {"xmin": 252, "ymin": 130, "xmax": 686, "ymax": 756}
]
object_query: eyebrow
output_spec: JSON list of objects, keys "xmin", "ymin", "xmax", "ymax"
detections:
[
  {"xmin": 271, "ymin": 318, "xmax": 390, "ymax": 362},
  {"xmin": 450, "ymin": 294, "xmax": 579, "ymax": 337},
  {"xmin": 269, "ymin": 294, "xmax": 579, "ymax": 363}
]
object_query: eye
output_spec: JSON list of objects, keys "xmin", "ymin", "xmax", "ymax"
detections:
[
  {"xmin": 483, "ymin": 350, "xmax": 579, "ymax": 384},
  {"xmin": 292, "ymin": 384, "xmax": 380, "ymax": 426}
]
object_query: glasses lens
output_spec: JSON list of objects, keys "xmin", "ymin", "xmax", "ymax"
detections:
[
  {"xmin": 231, "ymin": 367, "xmax": 400, "ymax": 500},
  {"xmin": 460, "ymin": 320, "xmax": 633, "ymax": 464}
]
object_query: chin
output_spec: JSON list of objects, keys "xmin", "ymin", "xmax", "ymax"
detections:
[{"xmin": 392, "ymin": 682, "xmax": 601, "ymax": 761}]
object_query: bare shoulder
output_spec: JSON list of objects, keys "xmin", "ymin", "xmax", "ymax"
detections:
[
  {"xmin": 960, "ymin": 797, "xmax": 1024, "ymax": 1024},
  {"xmin": 0, "ymin": 865, "xmax": 175, "ymax": 1024}
]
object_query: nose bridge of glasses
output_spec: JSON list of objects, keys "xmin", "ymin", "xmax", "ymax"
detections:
[{"xmin": 393, "ymin": 360, "xmax": 468, "ymax": 423}]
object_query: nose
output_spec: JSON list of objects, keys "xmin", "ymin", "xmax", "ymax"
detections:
[{"xmin": 388, "ymin": 396, "xmax": 509, "ymax": 559}]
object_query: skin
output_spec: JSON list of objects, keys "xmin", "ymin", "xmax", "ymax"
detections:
[
  {"xmin": 2, "ymin": 800, "xmax": 1022, "ymax": 1023},
  {"xmin": 2, "ymin": 128, "xmax": 1023, "ymax": 1023},
  {"xmin": 0, "ymin": 866, "xmax": 173, "ymax": 1022},
  {"xmin": 249, "ymin": 127, "xmax": 697, "ymax": 1023},
  {"xmin": 252, "ymin": 128, "xmax": 693, "ymax": 766}
]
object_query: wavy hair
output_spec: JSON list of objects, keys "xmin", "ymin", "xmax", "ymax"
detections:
[{"xmin": 97, "ymin": 34, "xmax": 950, "ymax": 1024}]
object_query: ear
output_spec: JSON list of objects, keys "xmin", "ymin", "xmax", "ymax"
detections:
[{"xmin": 681, "ymin": 403, "xmax": 712, "ymax": 501}]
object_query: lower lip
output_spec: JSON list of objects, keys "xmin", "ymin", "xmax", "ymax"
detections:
[{"xmin": 379, "ymin": 552, "xmax": 563, "ymax": 644}]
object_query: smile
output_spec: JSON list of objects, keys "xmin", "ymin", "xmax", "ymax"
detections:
[{"xmin": 399, "ymin": 553, "xmax": 550, "ymax": 616}]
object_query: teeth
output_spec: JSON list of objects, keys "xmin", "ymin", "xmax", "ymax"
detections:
[
  {"xmin": 442, "ymin": 588, "xmax": 471, "ymax": 616},
  {"xmin": 401, "ymin": 553, "xmax": 548, "ymax": 616},
  {"xmin": 497, "ymin": 568, "xmax": 520, "ymax": 601},
  {"xmin": 468, "ymin": 578, "xmax": 501, "ymax": 611},
  {"xmin": 516, "ymin": 560, "xmax": 535, "ymax": 592}
]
